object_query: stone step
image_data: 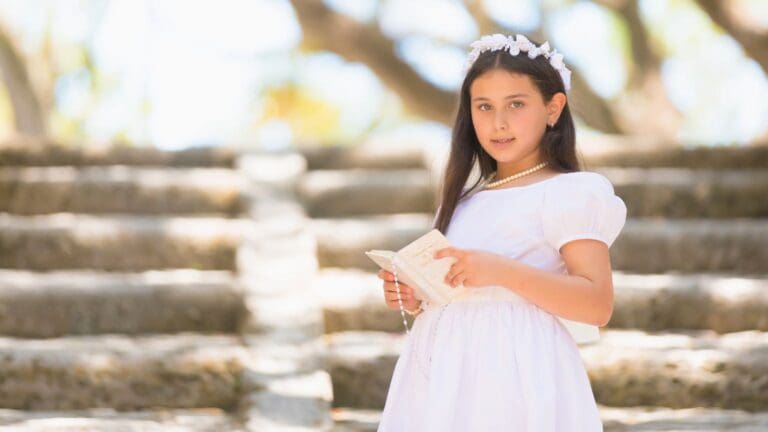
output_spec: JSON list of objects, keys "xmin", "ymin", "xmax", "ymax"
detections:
[
  {"xmin": 601, "ymin": 167, "xmax": 768, "ymax": 218},
  {"xmin": 311, "ymin": 215, "xmax": 768, "ymax": 274},
  {"xmin": 0, "ymin": 214, "xmax": 243, "ymax": 271},
  {"xmin": 0, "ymin": 270, "xmax": 246, "ymax": 337},
  {"xmin": 315, "ymin": 269, "xmax": 768, "ymax": 334},
  {"xmin": 324, "ymin": 329, "xmax": 768, "ymax": 411},
  {"xmin": 331, "ymin": 408, "xmax": 379, "ymax": 432},
  {"xmin": 296, "ymin": 169, "xmax": 436, "ymax": 217},
  {"xmin": 331, "ymin": 406, "xmax": 768, "ymax": 431},
  {"xmin": 579, "ymin": 137, "xmax": 768, "ymax": 169},
  {"xmin": 315, "ymin": 268, "xmax": 416, "ymax": 334},
  {"xmin": 610, "ymin": 218, "xmax": 768, "ymax": 274},
  {"xmin": 298, "ymin": 143, "xmax": 425, "ymax": 170},
  {"xmin": 298, "ymin": 168, "xmax": 768, "ymax": 218},
  {"xmin": 583, "ymin": 330, "xmax": 768, "ymax": 411},
  {"xmin": 0, "ymin": 137, "xmax": 236, "ymax": 167},
  {"xmin": 299, "ymin": 139, "xmax": 768, "ymax": 170},
  {"xmin": 599, "ymin": 406, "xmax": 768, "ymax": 431},
  {"xmin": 0, "ymin": 333, "xmax": 249, "ymax": 410},
  {"xmin": 0, "ymin": 167, "xmax": 246, "ymax": 215},
  {"xmin": 0, "ymin": 408, "xmax": 243, "ymax": 431}
]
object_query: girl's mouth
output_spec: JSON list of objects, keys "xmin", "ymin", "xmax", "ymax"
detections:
[{"xmin": 492, "ymin": 138, "xmax": 515, "ymax": 145}]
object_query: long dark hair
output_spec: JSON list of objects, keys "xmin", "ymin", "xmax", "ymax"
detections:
[{"xmin": 433, "ymin": 37, "xmax": 582, "ymax": 233}]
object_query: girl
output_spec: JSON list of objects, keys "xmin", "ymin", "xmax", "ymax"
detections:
[{"xmin": 376, "ymin": 34, "xmax": 627, "ymax": 431}]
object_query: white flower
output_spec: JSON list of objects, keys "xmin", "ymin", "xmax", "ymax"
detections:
[
  {"xmin": 527, "ymin": 46, "xmax": 542, "ymax": 59},
  {"xmin": 539, "ymin": 41, "xmax": 551, "ymax": 57},
  {"xmin": 561, "ymin": 68, "xmax": 572, "ymax": 91},
  {"xmin": 549, "ymin": 51, "xmax": 564, "ymax": 70},
  {"xmin": 514, "ymin": 34, "xmax": 534, "ymax": 52},
  {"xmin": 507, "ymin": 39, "xmax": 520, "ymax": 55},
  {"xmin": 471, "ymin": 33, "xmax": 509, "ymax": 52},
  {"xmin": 465, "ymin": 33, "xmax": 573, "ymax": 92}
]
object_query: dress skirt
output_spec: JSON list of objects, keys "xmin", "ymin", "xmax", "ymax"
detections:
[{"xmin": 376, "ymin": 299, "xmax": 603, "ymax": 431}]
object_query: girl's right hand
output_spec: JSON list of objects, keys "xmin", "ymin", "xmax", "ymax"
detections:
[{"xmin": 377, "ymin": 269, "xmax": 421, "ymax": 312}]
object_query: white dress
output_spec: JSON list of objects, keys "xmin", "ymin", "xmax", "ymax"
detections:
[{"xmin": 377, "ymin": 171, "xmax": 628, "ymax": 432}]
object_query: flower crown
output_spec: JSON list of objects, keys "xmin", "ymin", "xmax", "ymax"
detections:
[{"xmin": 465, "ymin": 33, "xmax": 572, "ymax": 92}]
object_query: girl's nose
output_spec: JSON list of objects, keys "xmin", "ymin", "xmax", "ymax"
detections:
[{"xmin": 495, "ymin": 112, "xmax": 508, "ymax": 130}]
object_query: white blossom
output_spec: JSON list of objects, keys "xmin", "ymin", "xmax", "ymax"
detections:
[
  {"xmin": 549, "ymin": 51, "xmax": 564, "ymax": 69},
  {"xmin": 464, "ymin": 33, "xmax": 572, "ymax": 91},
  {"xmin": 514, "ymin": 34, "xmax": 534, "ymax": 52},
  {"xmin": 539, "ymin": 41, "xmax": 551, "ymax": 57}
]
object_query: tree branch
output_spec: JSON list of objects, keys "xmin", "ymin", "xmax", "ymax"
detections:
[
  {"xmin": 694, "ymin": 0, "xmax": 768, "ymax": 76},
  {"xmin": 288, "ymin": 0, "xmax": 457, "ymax": 125}
]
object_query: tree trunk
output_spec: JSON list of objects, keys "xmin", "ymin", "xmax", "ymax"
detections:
[{"xmin": 0, "ymin": 23, "xmax": 46, "ymax": 136}]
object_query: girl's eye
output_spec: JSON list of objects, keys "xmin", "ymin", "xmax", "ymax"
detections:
[{"xmin": 477, "ymin": 102, "xmax": 523, "ymax": 111}]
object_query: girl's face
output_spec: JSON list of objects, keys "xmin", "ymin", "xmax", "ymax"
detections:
[{"xmin": 469, "ymin": 69, "xmax": 564, "ymax": 174}]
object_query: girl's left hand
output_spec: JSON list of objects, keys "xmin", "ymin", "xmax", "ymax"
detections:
[{"xmin": 433, "ymin": 247, "xmax": 509, "ymax": 288}]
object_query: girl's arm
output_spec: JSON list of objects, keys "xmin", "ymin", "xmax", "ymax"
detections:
[{"xmin": 498, "ymin": 239, "xmax": 614, "ymax": 326}]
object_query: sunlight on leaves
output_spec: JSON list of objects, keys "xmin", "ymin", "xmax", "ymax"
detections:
[{"xmin": 255, "ymin": 83, "xmax": 342, "ymax": 145}]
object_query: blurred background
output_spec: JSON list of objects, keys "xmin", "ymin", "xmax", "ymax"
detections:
[
  {"xmin": 1, "ymin": 1, "xmax": 768, "ymax": 431},
  {"xmin": 0, "ymin": 0, "xmax": 766, "ymax": 151}
]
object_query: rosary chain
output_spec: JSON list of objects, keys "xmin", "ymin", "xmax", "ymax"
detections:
[{"xmin": 391, "ymin": 257, "xmax": 451, "ymax": 381}]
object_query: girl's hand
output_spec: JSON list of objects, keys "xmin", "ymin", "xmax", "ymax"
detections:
[
  {"xmin": 433, "ymin": 247, "xmax": 508, "ymax": 288},
  {"xmin": 377, "ymin": 269, "xmax": 421, "ymax": 312}
]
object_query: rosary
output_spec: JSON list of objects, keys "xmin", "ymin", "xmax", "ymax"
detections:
[
  {"xmin": 390, "ymin": 257, "xmax": 413, "ymax": 333},
  {"xmin": 391, "ymin": 256, "xmax": 451, "ymax": 380}
]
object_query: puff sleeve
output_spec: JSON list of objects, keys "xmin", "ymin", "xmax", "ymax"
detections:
[{"xmin": 542, "ymin": 172, "xmax": 627, "ymax": 252}]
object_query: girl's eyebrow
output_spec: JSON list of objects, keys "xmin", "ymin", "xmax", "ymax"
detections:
[{"xmin": 472, "ymin": 93, "xmax": 529, "ymax": 101}]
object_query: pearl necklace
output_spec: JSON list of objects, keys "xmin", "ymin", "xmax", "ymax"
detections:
[
  {"xmin": 392, "ymin": 160, "xmax": 550, "ymax": 378},
  {"xmin": 484, "ymin": 161, "xmax": 549, "ymax": 189}
]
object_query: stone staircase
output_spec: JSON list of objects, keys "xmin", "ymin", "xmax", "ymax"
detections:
[
  {"xmin": 0, "ymin": 139, "xmax": 332, "ymax": 431},
  {"xmin": 297, "ymin": 141, "xmax": 768, "ymax": 431}
]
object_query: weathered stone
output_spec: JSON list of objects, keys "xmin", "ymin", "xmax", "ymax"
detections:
[
  {"xmin": 323, "ymin": 332, "xmax": 404, "ymax": 409},
  {"xmin": 601, "ymin": 405, "xmax": 768, "ymax": 431},
  {"xmin": 0, "ymin": 270, "xmax": 245, "ymax": 337},
  {"xmin": 582, "ymin": 330, "xmax": 768, "ymax": 411},
  {"xmin": 580, "ymin": 138, "xmax": 768, "ymax": 169},
  {"xmin": 324, "ymin": 330, "xmax": 768, "ymax": 411},
  {"xmin": 602, "ymin": 167, "xmax": 768, "ymax": 218},
  {"xmin": 311, "ymin": 214, "xmax": 433, "ymax": 270},
  {"xmin": 315, "ymin": 269, "xmax": 768, "ymax": 334},
  {"xmin": 312, "ymin": 215, "xmax": 768, "ymax": 274},
  {"xmin": 297, "ymin": 169, "xmax": 436, "ymax": 217},
  {"xmin": 610, "ymin": 272, "xmax": 768, "ymax": 332},
  {"xmin": 611, "ymin": 219, "xmax": 768, "ymax": 274},
  {"xmin": 314, "ymin": 268, "xmax": 415, "ymax": 334},
  {"xmin": 235, "ymin": 150, "xmax": 333, "ymax": 428},
  {"xmin": 330, "ymin": 405, "xmax": 768, "ymax": 431},
  {"xmin": 297, "ymin": 167, "xmax": 768, "ymax": 219},
  {"xmin": 0, "ymin": 408, "xmax": 242, "ymax": 431},
  {"xmin": 0, "ymin": 214, "xmax": 243, "ymax": 271},
  {"xmin": 0, "ymin": 137, "xmax": 236, "ymax": 167},
  {"xmin": 0, "ymin": 167, "xmax": 246, "ymax": 215},
  {"xmin": 241, "ymin": 292, "xmax": 325, "ymax": 344},
  {"xmin": 239, "ymin": 336, "xmax": 326, "ymax": 390},
  {"xmin": 239, "ymin": 370, "xmax": 333, "ymax": 431},
  {"xmin": 236, "ymin": 152, "xmax": 307, "ymax": 198},
  {"xmin": 298, "ymin": 143, "xmax": 425, "ymax": 170},
  {"xmin": 331, "ymin": 408, "xmax": 380, "ymax": 432},
  {"xmin": 0, "ymin": 334, "xmax": 249, "ymax": 410}
]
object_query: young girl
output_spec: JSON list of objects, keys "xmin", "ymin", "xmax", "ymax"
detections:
[{"xmin": 376, "ymin": 34, "xmax": 627, "ymax": 431}]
